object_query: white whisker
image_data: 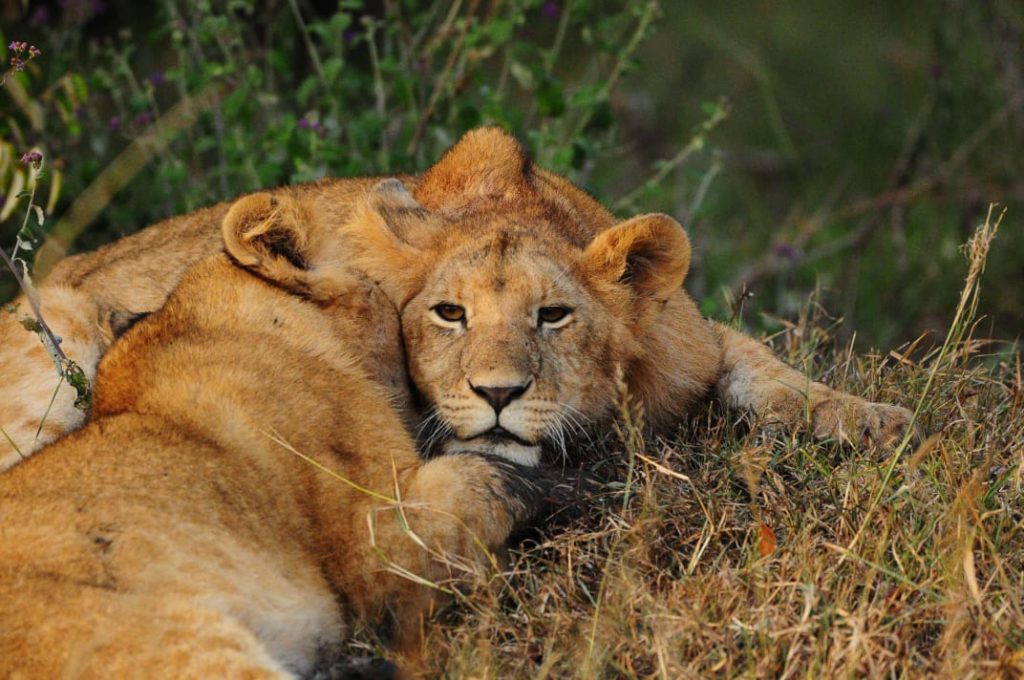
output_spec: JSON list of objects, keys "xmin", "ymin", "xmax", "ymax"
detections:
[{"xmin": 415, "ymin": 406, "xmax": 453, "ymax": 457}]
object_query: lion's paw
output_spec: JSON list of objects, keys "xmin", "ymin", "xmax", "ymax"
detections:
[{"xmin": 810, "ymin": 397, "xmax": 916, "ymax": 449}]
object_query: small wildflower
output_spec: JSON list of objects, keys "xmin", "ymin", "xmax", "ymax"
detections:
[
  {"xmin": 60, "ymin": 0, "xmax": 104, "ymax": 23},
  {"xmin": 541, "ymin": 2, "xmax": 560, "ymax": 19},
  {"xmin": 29, "ymin": 6, "xmax": 50, "ymax": 25},
  {"xmin": 342, "ymin": 28, "xmax": 359, "ymax": 43},
  {"xmin": 133, "ymin": 111, "xmax": 154, "ymax": 126},
  {"xmin": 108, "ymin": 115, "xmax": 121, "ymax": 130},
  {"xmin": 147, "ymin": 71, "xmax": 166, "ymax": 86},
  {"xmin": 5, "ymin": 41, "xmax": 41, "ymax": 77},
  {"xmin": 20, "ymin": 151, "xmax": 43, "ymax": 166},
  {"xmin": 772, "ymin": 242, "xmax": 804, "ymax": 261}
]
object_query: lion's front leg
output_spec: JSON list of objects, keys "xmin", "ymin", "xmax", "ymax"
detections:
[
  {"xmin": 712, "ymin": 322, "xmax": 915, "ymax": 447},
  {"xmin": 330, "ymin": 453, "xmax": 555, "ymax": 661}
]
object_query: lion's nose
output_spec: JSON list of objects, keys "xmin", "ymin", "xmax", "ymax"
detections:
[{"xmin": 470, "ymin": 381, "xmax": 530, "ymax": 414}]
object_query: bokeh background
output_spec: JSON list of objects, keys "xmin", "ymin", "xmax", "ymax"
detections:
[{"xmin": 2, "ymin": 0, "xmax": 1021, "ymax": 351}]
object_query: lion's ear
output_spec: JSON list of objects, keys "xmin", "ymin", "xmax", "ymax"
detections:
[
  {"xmin": 344, "ymin": 180, "xmax": 444, "ymax": 305},
  {"xmin": 415, "ymin": 126, "xmax": 533, "ymax": 211},
  {"xmin": 223, "ymin": 192, "xmax": 346, "ymax": 299},
  {"xmin": 583, "ymin": 214, "xmax": 691, "ymax": 302}
]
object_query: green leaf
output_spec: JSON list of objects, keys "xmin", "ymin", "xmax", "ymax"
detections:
[
  {"xmin": 486, "ymin": 18, "xmax": 515, "ymax": 44},
  {"xmin": 296, "ymin": 77, "xmax": 319, "ymax": 107},
  {"xmin": 537, "ymin": 76, "xmax": 566, "ymax": 118},
  {"xmin": 222, "ymin": 87, "xmax": 250, "ymax": 119},
  {"xmin": 323, "ymin": 57, "xmax": 344, "ymax": 83}
]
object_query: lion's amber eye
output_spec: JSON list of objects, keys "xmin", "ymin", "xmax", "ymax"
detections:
[
  {"xmin": 433, "ymin": 304, "xmax": 466, "ymax": 323},
  {"xmin": 538, "ymin": 306, "xmax": 572, "ymax": 326}
]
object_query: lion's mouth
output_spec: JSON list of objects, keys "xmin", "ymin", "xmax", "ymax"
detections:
[
  {"xmin": 473, "ymin": 426, "xmax": 535, "ymax": 448},
  {"xmin": 444, "ymin": 430, "xmax": 543, "ymax": 467}
]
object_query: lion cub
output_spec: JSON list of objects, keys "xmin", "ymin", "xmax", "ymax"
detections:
[{"xmin": 0, "ymin": 187, "xmax": 549, "ymax": 678}]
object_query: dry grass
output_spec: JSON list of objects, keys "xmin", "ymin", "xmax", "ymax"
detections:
[{"xmin": 395, "ymin": 209, "xmax": 1024, "ymax": 678}]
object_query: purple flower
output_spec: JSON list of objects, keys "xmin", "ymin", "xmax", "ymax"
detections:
[
  {"xmin": 772, "ymin": 242, "xmax": 804, "ymax": 261},
  {"xmin": 59, "ymin": 0, "xmax": 104, "ymax": 22},
  {"xmin": 298, "ymin": 115, "xmax": 321, "ymax": 131},
  {"xmin": 6, "ymin": 41, "xmax": 41, "ymax": 74},
  {"xmin": 29, "ymin": 6, "xmax": 50, "ymax": 25},
  {"xmin": 20, "ymin": 151, "xmax": 43, "ymax": 166},
  {"xmin": 108, "ymin": 115, "xmax": 121, "ymax": 130},
  {"xmin": 148, "ymin": 71, "xmax": 166, "ymax": 86},
  {"xmin": 541, "ymin": 2, "xmax": 560, "ymax": 18},
  {"xmin": 342, "ymin": 28, "xmax": 359, "ymax": 43},
  {"xmin": 133, "ymin": 111, "xmax": 154, "ymax": 126}
]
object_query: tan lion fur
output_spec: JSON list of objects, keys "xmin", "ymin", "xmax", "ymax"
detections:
[
  {"xmin": 0, "ymin": 128, "xmax": 912, "ymax": 467},
  {"xmin": 342, "ymin": 130, "xmax": 913, "ymax": 463},
  {"xmin": 0, "ymin": 190, "xmax": 549, "ymax": 677}
]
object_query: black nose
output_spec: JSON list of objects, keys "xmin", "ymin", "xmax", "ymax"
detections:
[{"xmin": 470, "ymin": 381, "xmax": 530, "ymax": 414}]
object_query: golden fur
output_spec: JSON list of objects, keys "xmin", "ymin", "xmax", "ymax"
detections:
[
  {"xmin": 0, "ymin": 190, "xmax": 550, "ymax": 677},
  {"xmin": 344, "ymin": 130, "xmax": 914, "ymax": 463},
  {"xmin": 0, "ymin": 128, "xmax": 912, "ymax": 468},
  {"xmin": 0, "ymin": 180, "xmax": 386, "ymax": 467}
]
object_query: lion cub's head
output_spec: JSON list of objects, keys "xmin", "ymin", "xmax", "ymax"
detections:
[{"xmin": 349, "ymin": 144, "xmax": 690, "ymax": 465}]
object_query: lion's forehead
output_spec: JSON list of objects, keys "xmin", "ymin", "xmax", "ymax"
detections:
[{"xmin": 425, "ymin": 246, "xmax": 585, "ymax": 309}]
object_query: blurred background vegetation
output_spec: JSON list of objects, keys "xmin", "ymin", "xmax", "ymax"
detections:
[{"xmin": 1, "ymin": 0, "xmax": 1021, "ymax": 350}]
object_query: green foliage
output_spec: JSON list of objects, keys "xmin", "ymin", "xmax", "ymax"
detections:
[
  {"xmin": 2, "ymin": 0, "xmax": 676, "ymax": 263},
  {"xmin": 1, "ymin": 0, "xmax": 1021, "ymax": 346}
]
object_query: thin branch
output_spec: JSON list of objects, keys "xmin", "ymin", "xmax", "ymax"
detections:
[{"xmin": 0, "ymin": 246, "xmax": 68, "ymax": 364}]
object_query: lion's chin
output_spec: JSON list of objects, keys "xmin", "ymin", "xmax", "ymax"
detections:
[{"xmin": 443, "ymin": 437, "xmax": 542, "ymax": 467}]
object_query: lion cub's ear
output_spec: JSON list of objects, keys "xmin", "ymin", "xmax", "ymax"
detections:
[
  {"xmin": 583, "ymin": 214, "xmax": 691, "ymax": 302},
  {"xmin": 415, "ymin": 126, "xmax": 533, "ymax": 211},
  {"xmin": 223, "ymin": 192, "xmax": 349, "ymax": 299}
]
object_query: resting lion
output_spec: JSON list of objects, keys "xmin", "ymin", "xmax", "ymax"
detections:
[
  {"xmin": 0, "ymin": 188, "xmax": 550, "ymax": 677},
  {"xmin": 0, "ymin": 128, "xmax": 913, "ymax": 468}
]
